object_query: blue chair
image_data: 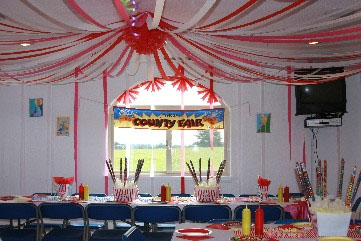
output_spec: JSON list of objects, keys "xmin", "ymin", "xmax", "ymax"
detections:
[
  {"xmin": 274, "ymin": 219, "xmax": 309, "ymax": 224},
  {"xmin": 183, "ymin": 205, "xmax": 232, "ymax": 223},
  {"xmin": 133, "ymin": 206, "xmax": 181, "ymax": 232},
  {"xmin": 87, "ymin": 203, "xmax": 132, "ymax": 241},
  {"xmin": 122, "ymin": 226, "xmax": 145, "ymax": 241},
  {"xmin": 71, "ymin": 193, "xmax": 107, "ymax": 197},
  {"xmin": 238, "ymin": 194, "xmax": 275, "ymax": 197},
  {"xmin": 221, "ymin": 194, "xmax": 235, "ymax": 198},
  {"xmin": 208, "ymin": 219, "xmax": 241, "ymax": 223},
  {"xmin": 69, "ymin": 194, "xmax": 108, "ymax": 230},
  {"xmin": 234, "ymin": 205, "xmax": 283, "ymax": 223},
  {"xmin": 239, "ymin": 194, "xmax": 256, "ymax": 197},
  {"xmin": 157, "ymin": 193, "xmax": 191, "ymax": 197},
  {"xmin": 39, "ymin": 202, "xmax": 86, "ymax": 241},
  {"xmin": 290, "ymin": 193, "xmax": 304, "ymax": 198},
  {"xmin": 0, "ymin": 203, "xmax": 40, "ymax": 241},
  {"xmin": 138, "ymin": 193, "xmax": 152, "ymax": 198}
]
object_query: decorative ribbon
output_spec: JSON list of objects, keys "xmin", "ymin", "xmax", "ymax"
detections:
[
  {"xmin": 115, "ymin": 49, "xmax": 134, "ymax": 76},
  {"xmin": 147, "ymin": 0, "xmax": 165, "ymax": 30},
  {"xmin": 116, "ymin": 85, "xmax": 140, "ymax": 105},
  {"xmin": 113, "ymin": 0, "xmax": 131, "ymax": 25},
  {"xmin": 103, "ymin": 71, "xmax": 109, "ymax": 195},
  {"xmin": 303, "ymin": 138, "xmax": 306, "ymax": 166},
  {"xmin": 66, "ymin": 0, "xmax": 109, "ymax": 29},
  {"xmin": 6, "ymin": 31, "xmax": 120, "ymax": 77},
  {"xmin": 73, "ymin": 82, "xmax": 79, "ymax": 191},
  {"xmin": 209, "ymin": 69, "xmax": 215, "ymax": 177},
  {"xmin": 153, "ymin": 50, "xmax": 169, "ymax": 80},
  {"xmin": 287, "ymin": 66, "xmax": 292, "ymax": 162},
  {"xmin": 181, "ymin": 91, "xmax": 185, "ymax": 190},
  {"xmin": 170, "ymin": 0, "xmax": 217, "ymax": 33},
  {"xmin": 108, "ymin": 46, "xmax": 130, "ymax": 74},
  {"xmin": 171, "ymin": 65, "xmax": 195, "ymax": 92},
  {"xmin": 198, "ymin": 0, "xmax": 307, "ymax": 33},
  {"xmin": 0, "ymin": 33, "xmax": 80, "ymax": 46},
  {"xmin": 0, "ymin": 22, "xmax": 51, "ymax": 34},
  {"xmin": 195, "ymin": 0, "xmax": 258, "ymax": 30}
]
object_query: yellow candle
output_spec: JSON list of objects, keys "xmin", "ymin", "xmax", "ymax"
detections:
[
  {"xmin": 242, "ymin": 205, "xmax": 251, "ymax": 235},
  {"xmin": 166, "ymin": 183, "xmax": 171, "ymax": 202},
  {"xmin": 278, "ymin": 185, "xmax": 283, "ymax": 202}
]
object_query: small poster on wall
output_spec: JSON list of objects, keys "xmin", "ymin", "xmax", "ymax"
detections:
[
  {"xmin": 56, "ymin": 117, "xmax": 70, "ymax": 136},
  {"xmin": 257, "ymin": 113, "xmax": 271, "ymax": 133},
  {"xmin": 29, "ymin": 98, "xmax": 43, "ymax": 117}
]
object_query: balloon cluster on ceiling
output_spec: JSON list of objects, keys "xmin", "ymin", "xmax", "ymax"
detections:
[{"xmin": 1, "ymin": 0, "xmax": 361, "ymax": 90}]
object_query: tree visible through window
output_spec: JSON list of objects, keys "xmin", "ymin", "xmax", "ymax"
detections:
[{"xmin": 110, "ymin": 82, "xmax": 228, "ymax": 175}]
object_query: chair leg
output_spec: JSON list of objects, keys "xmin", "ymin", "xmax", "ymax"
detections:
[
  {"xmin": 151, "ymin": 223, "xmax": 157, "ymax": 232},
  {"xmin": 144, "ymin": 222, "xmax": 150, "ymax": 232}
]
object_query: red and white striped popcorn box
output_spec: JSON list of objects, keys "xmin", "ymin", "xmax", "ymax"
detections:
[
  {"xmin": 57, "ymin": 184, "xmax": 69, "ymax": 199},
  {"xmin": 113, "ymin": 186, "xmax": 139, "ymax": 203},
  {"xmin": 194, "ymin": 186, "xmax": 220, "ymax": 203}
]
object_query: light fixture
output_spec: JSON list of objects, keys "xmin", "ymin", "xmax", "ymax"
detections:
[
  {"xmin": 308, "ymin": 41, "xmax": 319, "ymax": 45},
  {"xmin": 20, "ymin": 43, "xmax": 31, "ymax": 46}
]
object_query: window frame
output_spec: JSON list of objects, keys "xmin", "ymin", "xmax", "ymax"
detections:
[{"xmin": 109, "ymin": 103, "xmax": 230, "ymax": 176}]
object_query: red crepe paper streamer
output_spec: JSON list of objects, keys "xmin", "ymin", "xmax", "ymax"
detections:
[
  {"xmin": 171, "ymin": 66, "xmax": 195, "ymax": 92},
  {"xmin": 74, "ymin": 66, "xmax": 84, "ymax": 78},
  {"xmin": 302, "ymin": 138, "xmax": 306, "ymax": 166},
  {"xmin": 195, "ymin": 0, "xmax": 258, "ymax": 30},
  {"xmin": 197, "ymin": 83, "xmax": 220, "ymax": 105},
  {"xmin": 73, "ymin": 82, "xmax": 79, "ymax": 191},
  {"xmin": 53, "ymin": 176, "xmax": 74, "ymax": 185},
  {"xmin": 141, "ymin": 77, "xmax": 166, "ymax": 92},
  {"xmin": 103, "ymin": 71, "xmax": 109, "ymax": 195},
  {"xmin": 66, "ymin": 0, "xmax": 109, "ymax": 29},
  {"xmin": 123, "ymin": 23, "xmax": 168, "ymax": 55},
  {"xmin": 258, "ymin": 176, "xmax": 271, "ymax": 186},
  {"xmin": 116, "ymin": 85, "xmax": 140, "ymax": 105},
  {"xmin": 287, "ymin": 66, "xmax": 292, "ymax": 162}
]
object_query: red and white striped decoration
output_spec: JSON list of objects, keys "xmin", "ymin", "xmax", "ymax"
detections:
[
  {"xmin": 57, "ymin": 184, "xmax": 68, "ymax": 198},
  {"xmin": 113, "ymin": 186, "xmax": 139, "ymax": 203},
  {"xmin": 233, "ymin": 227, "xmax": 361, "ymax": 239},
  {"xmin": 194, "ymin": 186, "xmax": 220, "ymax": 203}
]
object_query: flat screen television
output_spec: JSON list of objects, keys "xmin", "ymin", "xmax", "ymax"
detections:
[{"xmin": 295, "ymin": 68, "xmax": 347, "ymax": 116}]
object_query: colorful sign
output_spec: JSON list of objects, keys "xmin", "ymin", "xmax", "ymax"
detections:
[
  {"xmin": 29, "ymin": 98, "xmax": 43, "ymax": 117},
  {"xmin": 56, "ymin": 117, "xmax": 70, "ymax": 136},
  {"xmin": 257, "ymin": 113, "xmax": 271, "ymax": 133},
  {"xmin": 113, "ymin": 107, "xmax": 224, "ymax": 130}
]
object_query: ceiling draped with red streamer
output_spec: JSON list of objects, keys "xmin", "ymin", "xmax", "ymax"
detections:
[{"xmin": 1, "ymin": 0, "xmax": 361, "ymax": 85}]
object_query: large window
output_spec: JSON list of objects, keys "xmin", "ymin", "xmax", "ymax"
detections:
[{"xmin": 109, "ymin": 82, "xmax": 229, "ymax": 175}]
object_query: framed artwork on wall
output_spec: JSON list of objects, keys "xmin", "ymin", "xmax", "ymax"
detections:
[
  {"xmin": 257, "ymin": 113, "xmax": 271, "ymax": 133},
  {"xmin": 29, "ymin": 98, "xmax": 43, "ymax": 117},
  {"xmin": 56, "ymin": 117, "xmax": 70, "ymax": 136}
]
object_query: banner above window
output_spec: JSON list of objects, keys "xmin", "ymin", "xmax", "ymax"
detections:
[{"xmin": 114, "ymin": 107, "xmax": 224, "ymax": 130}]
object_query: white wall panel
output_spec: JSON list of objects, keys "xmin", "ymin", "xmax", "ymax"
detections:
[{"xmin": 0, "ymin": 67, "xmax": 359, "ymax": 203}]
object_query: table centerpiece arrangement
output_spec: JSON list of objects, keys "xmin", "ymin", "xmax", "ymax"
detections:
[
  {"xmin": 187, "ymin": 158, "xmax": 226, "ymax": 203},
  {"xmin": 309, "ymin": 196, "xmax": 352, "ymax": 236},
  {"xmin": 52, "ymin": 176, "xmax": 74, "ymax": 200},
  {"xmin": 257, "ymin": 176, "xmax": 271, "ymax": 202},
  {"xmin": 106, "ymin": 158, "xmax": 144, "ymax": 203}
]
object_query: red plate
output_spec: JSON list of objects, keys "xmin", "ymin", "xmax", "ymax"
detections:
[{"xmin": 176, "ymin": 228, "xmax": 212, "ymax": 236}]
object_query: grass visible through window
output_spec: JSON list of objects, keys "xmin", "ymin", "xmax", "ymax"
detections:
[{"xmin": 113, "ymin": 146, "xmax": 224, "ymax": 174}]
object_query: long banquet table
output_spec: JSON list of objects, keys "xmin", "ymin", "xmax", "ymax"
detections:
[
  {"xmin": 0, "ymin": 195, "xmax": 308, "ymax": 219},
  {"xmin": 171, "ymin": 223, "xmax": 361, "ymax": 241}
]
